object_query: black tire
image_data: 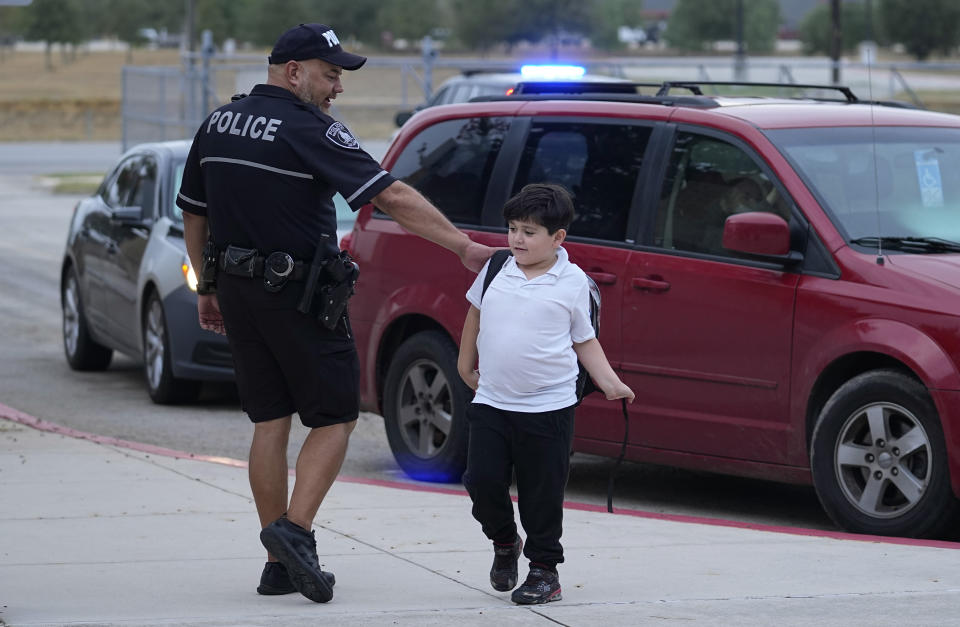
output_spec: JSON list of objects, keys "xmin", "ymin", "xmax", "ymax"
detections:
[
  {"xmin": 61, "ymin": 266, "xmax": 113, "ymax": 371},
  {"xmin": 810, "ymin": 369, "xmax": 960, "ymax": 538},
  {"xmin": 382, "ymin": 330, "xmax": 471, "ymax": 482},
  {"xmin": 142, "ymin": 291, "xmax": 201, "ymax": 405}
]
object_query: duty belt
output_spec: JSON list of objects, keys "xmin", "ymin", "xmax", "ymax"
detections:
[{"xmin": 218, "ymin": 245, "xmax": 309, "ymax": 286}]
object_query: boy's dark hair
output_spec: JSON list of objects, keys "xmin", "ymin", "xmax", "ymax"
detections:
[{"xmin": 502, "ymin": 183, "xmax": 575, "ymax": 234}]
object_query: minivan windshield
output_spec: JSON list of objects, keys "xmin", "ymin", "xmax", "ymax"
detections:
[{"xmin": 768, "ymin": 126, "xmax": 960, "ymax": 248}]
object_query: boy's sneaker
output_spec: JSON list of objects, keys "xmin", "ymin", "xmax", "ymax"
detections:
[
  {"xmin": 256, "ymin": 561, "xmax": 335, "ymax": 595},
  {"xmin": 490, "ymin": 535, "xmax": 523, "ymax": 591},
  {"xmin": 259, "ymin": 517, "xmax": 335, "ymax": 603},
  {"xmin": 511, "ymin": 567, "xmax": 562, "ymax": 605}
]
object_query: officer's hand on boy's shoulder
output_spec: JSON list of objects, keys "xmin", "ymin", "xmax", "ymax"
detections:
[{"xmin": 462, "ymin": 241, "xmax": 498, "ymax": 273}]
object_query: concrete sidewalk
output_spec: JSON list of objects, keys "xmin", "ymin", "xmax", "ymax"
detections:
[{"xmin": 2, "ymin": 413, "xmax": 959, "ymax": 627}]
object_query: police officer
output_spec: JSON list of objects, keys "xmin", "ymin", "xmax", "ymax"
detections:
[{"xmin": 177, "ymin": 23, "xmax": 493, "ymax": 604}]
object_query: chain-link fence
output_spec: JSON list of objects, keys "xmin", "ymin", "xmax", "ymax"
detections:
[{"xmin": 122, "ymin": 41, "xmax": 960, "ymax": 151}]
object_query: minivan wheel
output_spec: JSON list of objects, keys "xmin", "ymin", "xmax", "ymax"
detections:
[
  {"xmin": 142, "ymin": 291, "xmax": 201, "ymax": 405},
  {"xmin": 62, "ymin": 267, "xmax": 112, "ymax": 371},
  {"xmin": 382, "ymin": 330, "xmax": 470, "ymax": 482},
  {"xmin": 810, "ymin": 370, "xmax": 960, "ymax": 538}
]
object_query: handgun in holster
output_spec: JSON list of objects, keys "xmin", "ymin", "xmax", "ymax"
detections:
[
  {"xmin": 197, "ymin": 240, "xmax": 218, "ymax": 295},
  {"xmin": 297, "ymin": 248, "xmax": 359, "ymax": 331}
]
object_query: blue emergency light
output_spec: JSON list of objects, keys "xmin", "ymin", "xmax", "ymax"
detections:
[{"xmin": 519, "ymin": 64, "xmax": 586, "ymax": 80}]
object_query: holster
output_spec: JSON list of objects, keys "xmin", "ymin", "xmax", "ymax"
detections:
[{"xmin": 297, "ymin": 251, "xmax": 359, "ymax": 331}]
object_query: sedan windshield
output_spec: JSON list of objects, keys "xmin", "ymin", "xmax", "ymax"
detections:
[{"xmin": 767, "ymin": 126, "xmax": 960, "ymax": 248}]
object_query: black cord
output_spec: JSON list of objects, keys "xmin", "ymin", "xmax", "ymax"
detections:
[{"xmin": 606, "ymin": 398, "xmax": 629, "ymax": 513}]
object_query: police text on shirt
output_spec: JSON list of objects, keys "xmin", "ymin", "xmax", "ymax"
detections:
[{"xmin": 207, "ymin": 111, "xmax": 283, "ymax": 142}]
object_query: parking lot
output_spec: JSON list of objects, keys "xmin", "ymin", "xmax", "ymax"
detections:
[{"xmin": 0, "ymin": 141, "xmax": 839, "ymax": 532}]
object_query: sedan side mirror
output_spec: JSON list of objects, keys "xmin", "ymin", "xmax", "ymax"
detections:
[
  {"xmin": 110, "ymin": 206, "xmax": 149, "ymax": 226},
  {"xmin": 394, "ymin": 111, "xmax": 413, "ymax": 127}
]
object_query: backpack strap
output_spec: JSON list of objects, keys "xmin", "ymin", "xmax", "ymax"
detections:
[{"xmin": 481, "ymin": 249, "xmax": 513, "ymax": 302}]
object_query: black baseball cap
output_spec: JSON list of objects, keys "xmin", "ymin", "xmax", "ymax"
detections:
[{"xmin": 268, "ymin": 23, "xmax": 366, "ymax": 70}]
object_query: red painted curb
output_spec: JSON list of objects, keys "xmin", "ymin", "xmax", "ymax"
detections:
[{"xmin": 3, "ymin": 401, "xmax": 959, "ymax": 550}]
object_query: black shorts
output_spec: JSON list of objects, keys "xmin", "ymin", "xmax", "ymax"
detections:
[{"xmin": 216, "ymin": 274, "xmax": 359, "ymax": 428}]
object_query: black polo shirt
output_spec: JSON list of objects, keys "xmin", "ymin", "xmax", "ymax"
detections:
[{"xmin": 176, "ymin": 83, "xmax": 395, "ymax": 260}]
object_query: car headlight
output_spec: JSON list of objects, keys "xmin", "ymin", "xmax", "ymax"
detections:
[{"xmin": 182, "ymin": 258, "xmax": 198, "ymax": 292}]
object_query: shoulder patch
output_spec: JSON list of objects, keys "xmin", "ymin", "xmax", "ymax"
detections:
[{"xmin": 325, "ymin": 122, "xmax": 360, "ymax": 150}]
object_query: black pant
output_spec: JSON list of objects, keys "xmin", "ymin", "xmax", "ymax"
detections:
[{"xmin": 462, "ymin": 402, "xmax": 575, "ymax": 569}]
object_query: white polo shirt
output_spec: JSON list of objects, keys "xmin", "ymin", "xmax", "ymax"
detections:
[{"xmin": 466, "ymin": 247, "xmax": 595, "ymax": 412}]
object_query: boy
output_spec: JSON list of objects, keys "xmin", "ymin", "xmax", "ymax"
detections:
[{"xmin": 457, "ymin": 183, "xmax": 635, "ymax": 605}]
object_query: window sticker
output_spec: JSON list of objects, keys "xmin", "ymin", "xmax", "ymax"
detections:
[{"xmin": 914, "ymin": 149, "xmax": 944, "ymax": 208}]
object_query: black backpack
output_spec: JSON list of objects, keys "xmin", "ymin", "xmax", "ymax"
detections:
[{"xmin": 480, "ymin": 249, "xmax": 601, "ymax": 404}]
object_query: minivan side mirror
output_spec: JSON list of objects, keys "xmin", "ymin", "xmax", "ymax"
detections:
[
  {"xmin": 394, "ymin": 111, "xmax": 413, "ymax": 127},
  {"xmin": 722, "ymin": 212, "xmax": 794, "ymax": 258}
]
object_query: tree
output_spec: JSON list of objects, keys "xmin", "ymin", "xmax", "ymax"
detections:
[
  {"xmin": 799, "ymin": 1, "xmax": 873, "ymax": 56},
  {"xmin": 375, "ymin": 0, "xmax": 449, "ymax": 43},
  {"xmin": 452, "ymin": 0, "xmax": 516, "ymax": 52},
  {"xmin": 194, "ymin": 0, "xmax": 243, "ymax": 47},
  {"xmin": 508, "ymin": 0, "xmax": 592, "ymax": 56},
  {"xmin": 235, "ymin": 0, "xmax": 308, "ymax": 48},
  {"xmin": 880, "ymin": 0, "xmax": 960, "ymax": 60},
  {"xmin": 589, "ymin": 0, "xmax": 645, "ymax": 51},
  {"xmin": 0, "ymin": 6, "xmax": 29, "ymax": 62},
  {"xmin": 23, "ymin": 0, "xmax": 82, "ymax": 70},
  {"xmin": 665, "ymin": 0, "xmax": 780, "ymax": 54}
]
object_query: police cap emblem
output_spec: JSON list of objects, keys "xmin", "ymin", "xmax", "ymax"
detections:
[{"xmin": 325, "ymin": 122, "xmax": 360, "ymax": 150}]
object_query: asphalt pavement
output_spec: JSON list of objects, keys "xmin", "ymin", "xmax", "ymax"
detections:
[{"xmin": 3, "ymin": 403, "xmax": 960, "ymax": 627}]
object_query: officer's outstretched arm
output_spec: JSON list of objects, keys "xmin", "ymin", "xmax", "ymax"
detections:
[{"xmin": 372, "ymin": 181, "xmax": 493, "ymax": 272}]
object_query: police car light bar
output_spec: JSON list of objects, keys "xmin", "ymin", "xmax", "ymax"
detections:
[{"xmin": 520, "ymin": 64, "xmax": 586, "ymax": 80}]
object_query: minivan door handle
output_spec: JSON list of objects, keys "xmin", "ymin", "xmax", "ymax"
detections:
[
  {"xmin": 586, "ymin": 271, "xmax": 617, "ymax": 285},
  {"xmin": 631, "ymin": 276, "xmax": 670, "ymax": 292}
]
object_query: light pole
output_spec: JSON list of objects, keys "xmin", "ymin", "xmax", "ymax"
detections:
[
  {"xmin": 830, "ymin": 0, "xmax": 841, "ymax": 84},
  {"xmin": 733, "ymin": 0, "xmax": 746, "ymax": 81}
]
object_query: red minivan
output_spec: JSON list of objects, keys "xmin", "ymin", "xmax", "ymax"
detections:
[{"xmin": 344, "ymin": 82, "xmax": 960, "ymax": 538}]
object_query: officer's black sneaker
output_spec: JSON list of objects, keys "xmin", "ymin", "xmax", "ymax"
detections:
[
  {"xmin": 256, "ymin": 561, "xmax": 335, "ymax": 595},
  {"xmin": 259, "ymin": 517, "xmax": 334, "ymax": 603},
  {"xmin": 510, "ymin": 566, "xmax": 562, "ymax": 605},
  {"xmin": 490, "ymin": 535, "xmax": 523, "ymax": 591}
]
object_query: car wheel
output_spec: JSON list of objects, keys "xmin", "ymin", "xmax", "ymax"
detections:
[
  {"xmin": 382, "ymin": 330, "xmax": 470, "ymax": 482},
  {"xmin": 810, "ymin": 369, "xmax": 960, "ymax": 538},
  {"xmin": 61, "ymin": 266, "xmax": 112, "ymax": 371},
  {"xmin": 142, "ymin": 291, "xmax": 201, "ymax": 405}
]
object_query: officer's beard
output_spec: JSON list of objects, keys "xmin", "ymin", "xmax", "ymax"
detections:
[{"xmin": 293, "ymin": 72, "xmax": 330, "ymax": 112}]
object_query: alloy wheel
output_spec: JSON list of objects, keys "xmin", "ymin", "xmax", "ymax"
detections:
[
  {"xmin": 833, "ymin": 401, "xmax": 932, "ymax": 519},
  {"xmin": 395, "ymin": 358, "xmax": 454, "ymax": 459}
]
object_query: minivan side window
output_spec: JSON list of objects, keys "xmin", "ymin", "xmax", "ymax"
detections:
[
  {"xmin": 389, "ymin": 117, "xmax": 511, "ymax": 226},
  {"xmin": 654, "ymin": 131, "xmax": 791, "ymax": 256},
  {"xmin": 511, "ymin": 121, "xmax": 651, "ymax": 241}
]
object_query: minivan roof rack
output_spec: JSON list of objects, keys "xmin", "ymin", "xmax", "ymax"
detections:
[
  {"xmin": 469, "ymin": 80, "xmax": 868, "ymax": 108},
  {"xmin": 656, "ymin": 81, "xmax": 858, "ymax": 102}
]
